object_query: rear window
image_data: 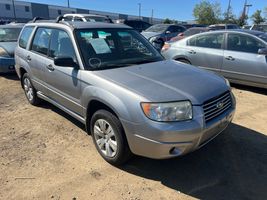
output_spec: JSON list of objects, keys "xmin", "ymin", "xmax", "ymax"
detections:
[{"xmin": 19, "ymin": 26, "xmax": 34, "ymax": 49}]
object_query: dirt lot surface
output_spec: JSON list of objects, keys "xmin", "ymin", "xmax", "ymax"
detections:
[{"xmin": 0, "ymin": 74, "xmax": 267, "ymax": 200}]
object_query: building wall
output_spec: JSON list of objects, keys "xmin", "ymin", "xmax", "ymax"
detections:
[{"xmin": 0, "ymin": 0, "xmax": 166, "ymax": 24}]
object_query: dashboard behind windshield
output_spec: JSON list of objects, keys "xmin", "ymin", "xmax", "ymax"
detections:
[{"xmin": 75, "ymin": 28, "xmax": 163, "ymax": 70}]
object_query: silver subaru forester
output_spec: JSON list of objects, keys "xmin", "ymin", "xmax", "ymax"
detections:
[{"xmin": 15, "ymin": 18, "xmax": 235, "ymax": 165}]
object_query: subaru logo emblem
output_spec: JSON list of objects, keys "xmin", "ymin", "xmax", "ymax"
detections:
[{"xmin": 216, "ymin": 101, "xmax": 224, "ymax": 109}]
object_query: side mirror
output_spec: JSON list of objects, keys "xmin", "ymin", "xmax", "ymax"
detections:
[
  {"xmin": 54, "ymin": 57, "xmax": 78, "ymax": 68},
  {"xmin": 165, "ymin": 31, "xmax": 171, "ymax": 34},
  {"xmin": 258, "ymin": 48, "xmax": 267, "ymax": 55}
]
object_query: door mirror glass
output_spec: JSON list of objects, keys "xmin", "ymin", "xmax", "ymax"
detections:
[
  {"xmin": 258, "ymin": 48, "xmax": 267, "ymax": 55},
  {"xmin": 54, "ymin": 57, "xmax": 77, "ymax": 67}
]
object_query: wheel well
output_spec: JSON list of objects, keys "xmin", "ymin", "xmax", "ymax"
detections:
[
  {"xmin": 86, "ymin": 100, "xmax": 118, "ymax": 131},
  {"xmin": 19, "ymin": 68, "xmax": 27, "ymax": 88},
  {"xmin": 175, "ymin": 58, "xmax": 191, "ymax": 64}
]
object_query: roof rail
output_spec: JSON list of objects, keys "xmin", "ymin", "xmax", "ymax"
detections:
[
  {"xmin": 32, "ymin": 17, "xmax": 44, "ymax": 23},
  {"xmin": 55, "ymin": 15, "xmax": 64, "ymax": 23}
]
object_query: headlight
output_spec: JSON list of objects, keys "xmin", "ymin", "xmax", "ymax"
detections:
[
  {"xmin": 0, "ymin": 47, "xmax": 10, "ymax": 58},
  {"xmin": 224, "ymin": 78, "xmax": 231, "ymax": 87},
  {"xmin": 141, "ymin": 101, "xmax": 193, "ymax": 122}
]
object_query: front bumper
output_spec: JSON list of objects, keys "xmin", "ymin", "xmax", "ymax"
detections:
[
  {"xmin": 0, "ymin": 57, "xmax": 15, "ymax": 73},
  {"xmin": 122, "ymin": 105, "xmax": 235, "ymax": 159}
]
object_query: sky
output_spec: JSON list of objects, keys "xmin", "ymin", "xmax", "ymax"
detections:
[{"xmin": 19, "ymin": 0, "xmax": 266, "ymax": 23}]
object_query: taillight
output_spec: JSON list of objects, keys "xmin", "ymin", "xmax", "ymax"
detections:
[{"xmin": 161, "ymin": 43, "xmax": 171, "ymax": 52}]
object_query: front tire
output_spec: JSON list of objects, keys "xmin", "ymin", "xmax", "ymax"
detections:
[
  {"xmin": 22, "ymin": 73, "xmax": 40, "ymax": 106},
  {"xmin": 90, "ymin": 110, "xmax": 132, "ymax": 165}
]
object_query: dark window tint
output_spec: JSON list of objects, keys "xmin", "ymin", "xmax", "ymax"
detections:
[
  {"xmin": 31, "ymin": 28, "xmax": 52, "ymax": 55},
  {"xmin": 25, "ymin": 6, "xmax": 30, "ymax": 12},
  {"xmin": 74, "ymin": 17, "xmax": 83, "ymax": 22},
  {"xmin": 227, "ymin": 33, "xmax": 266, "ymax": 54},
  {"xmin": 19, "ymin": 26, "xmax": 34, "ymax": 49},
  {"xmin": 188, "ymin": 33, "xmax": 223, "ymax": 49},
  {"xmin": 49, "ymin": 29, "xmax": 76, "ymax": 61},
  {"xmin": 5, "ymin": 4, "xmax": 11, "ymax": 10},
  {"xmin": 168, "ymin": 26, "xmax": 185, "ymax": 33},
  {"xmin": 64, "ymin": 16, "xmax": 73, "ymax": 21}
]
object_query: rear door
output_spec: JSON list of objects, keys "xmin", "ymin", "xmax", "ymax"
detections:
[
  {"xmin": 185, "ymin": 32, "xmax": 225, "ymax": 73},
  {"xmin": 28, "ymin": 27, "xmax": 52, "ymax": 95},
  {"xmin": 222, "ymin": 33, "xmax": 267, "ymax": 86}
]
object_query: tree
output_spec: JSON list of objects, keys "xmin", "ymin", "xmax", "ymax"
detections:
[
  {"xmin": 251, "ymin": 10, "xmax": 265, "ymax": 25},
  {"xmin": 223, "ymin": 6, "xmax": 237, "ymax": 24},
  {"xmin": 163, "ymin": 18, "xmax": 173, "ymax": 24},
  {"xmin": 193, "ymin": 0, "xmax": 222, "ymax": 25}
]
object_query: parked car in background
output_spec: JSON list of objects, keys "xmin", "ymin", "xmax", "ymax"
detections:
[
  {"xmin": 15, "ymin": 19, "xmax": 235, "ymax": 165},
  {"xmin": 209, "ymin": 24, "xmax": 239, "ymax": 30},
  {"xmin": 115, "ymin": 19, "xmax": 151, "ymax": 32},
  {"xmin": 141, "ymin": 24, "xmax": 186, "ymax": 50},
  {"xmin": 170, "ymin": 27, "xmax": 210, "ymax": 42},
  {"xmin": 242, "ymin": 25, "xmax": 252, "ymax": 30},
  {"xmin": 250, "ymin": 23, "xmax": 267, "ymax": 32},
  {"xmin": 63, "ymin": 13, "xmax": 113, "ymax": 23},
  {"xmin": 0, "ymin": 23, "xmax": 23, "ymax": 73},
  {"xmin": 162, "ymin": 29, "xmax": 267, "ymax": 89},
  {"xmin": 181, "ymin": 24, "xmax": 206, "ymax": 29}
]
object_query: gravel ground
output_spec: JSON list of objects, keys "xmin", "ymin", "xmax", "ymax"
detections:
[{"xmin": 0, "ymin": 73, "xmax": 267, "ymax": 200}]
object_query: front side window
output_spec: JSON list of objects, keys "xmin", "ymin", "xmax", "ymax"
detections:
[
  {"xmin": 188, "ymin": 33, "xmax": 224, "ymax": 49},
  {"xmin": 227, "ymin": 33, "xmax": 266, "ymax": 54},
  {"xmin": 0, "ymin": 27, "xmax": 22, "ymax": 42},
  {"xmin": 19, "ymin": 26, "xmax": 33, "ymax": 49},
  {"xmin": 49, "ymin": 29, "xmax": 76, "ymax": 61},
  {"xmin": 31, "ymin": 28, "xmax": 52, "ymax": 55},
  {"xmin": 75, "ymin": 28, "xmax": 163, "ymax": 70}
]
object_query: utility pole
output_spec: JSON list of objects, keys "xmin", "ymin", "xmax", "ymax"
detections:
[
  {"xmin": 138, "ymin": 3, "xmax": 141, "ymax": 19},
  {"xmin": 151, "ymin": 9, "xmax": 154, "ymax": 24},
  {"xmin": 226, "ymin": 0, "xmax": 231, "ymax": 21},
  {"xmin": 67, "ymin": 0, "xmax": 70, "ymax": 8},
  {"xmin": 12, "ymin": 0, "xmax": 16, "ymax": 21}
]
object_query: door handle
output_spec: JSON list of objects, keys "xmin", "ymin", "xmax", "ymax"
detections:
[
  {"xmin": 26, "ymin": 55, "xmax": 31, "ymax": 62},
  {"xmin": 46, "ymin": 64, "xmax": 55, "ymax": 71},
  {"xmin": 188, "ymin": 50, "xmax": 196, "ymax": 54},
  {"xmin": 225, "ymin": 56, "xmax": 235, "ymax": 61}
]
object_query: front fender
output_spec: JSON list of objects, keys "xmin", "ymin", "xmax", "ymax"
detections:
[{"xmin": 81, "ymin": 86, "xmax": 132, "ymax": 121}]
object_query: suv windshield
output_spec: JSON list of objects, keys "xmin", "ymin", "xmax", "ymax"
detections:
[
  {"xmin": 0, "ymin": 27, "xmax": 21, "ymax": 42},
  {"xmin": 145, "ymin": 24, "xmax": 168, "ymax": 32},
  {"xmin": 75, "ymin": 29, "xmax": 163, "ymax": 70}
]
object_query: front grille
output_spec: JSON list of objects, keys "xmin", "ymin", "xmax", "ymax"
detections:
[{"xmin": 203, "ymin": 91, "xmax": 232, "ymax": 122}]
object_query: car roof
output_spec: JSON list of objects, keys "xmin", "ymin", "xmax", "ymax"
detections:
[
  {"xmin": 0, "ymin": 23, "xmax": 25, "ymax": 28},
  {"xmin": 26, "ymin": 21, "xmax": 131, "ymax": 30},
  {"xmin": 64, "ymin": 13, "xmax": 107, "ymax": 18}
]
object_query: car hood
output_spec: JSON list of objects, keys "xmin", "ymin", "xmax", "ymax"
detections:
[
  {"xmin": 95, "ymin": 60, "xmax": 229, "ymax": 105},
  {"xmin": 0, "ymin": 42, "xmax": 17, "ymax": 57},
  {"xmin": 141, "ymin": 31, "xmax": 161, "ymax": 39}
]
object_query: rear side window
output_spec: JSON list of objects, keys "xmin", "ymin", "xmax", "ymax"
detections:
[
  {"xmin": 31, "ymin": 28, "xmax": 52, "ymax": 55},
  {"xmin": 188, "ymin": 33, "xmax": 224, "ymax": 49},
  {"xmin": 19, "ymin": 26, "xmax": 34, "ymax": 49}
]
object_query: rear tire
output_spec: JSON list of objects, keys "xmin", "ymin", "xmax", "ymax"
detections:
[
  {"xmin": 22, "ymin": 73, "xmax": 40, "ymax": 106},
  {"xmin": 90, "ymin": 109, "xmax": 132, "ymax": 166}
]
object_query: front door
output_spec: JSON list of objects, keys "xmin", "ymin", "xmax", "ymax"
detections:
[
  {"xmin": 44, "ymin": 29, "xmax": 83, "ymax": 116},
  {"xmin": 222, "ymin": 33, "xmax": 267, "ymax": 86}
]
